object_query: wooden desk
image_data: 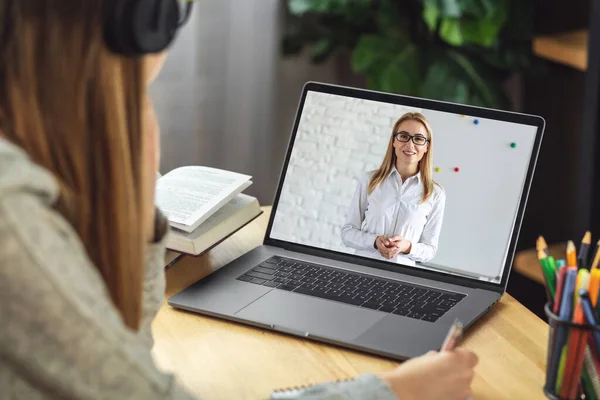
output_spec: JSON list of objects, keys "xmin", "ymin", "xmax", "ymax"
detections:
[
  {"xmin": 514, "ymin": 243, "xmax": 567, "ymax": 285},
  {"xmin": 152, "ymin": 207, "xmax": 550, "ymax": 400}
]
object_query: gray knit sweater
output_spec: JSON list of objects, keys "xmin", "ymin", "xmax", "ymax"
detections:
[{"xmin": 0, "ymin": 139, "xmax": 396, "ymax": 400}]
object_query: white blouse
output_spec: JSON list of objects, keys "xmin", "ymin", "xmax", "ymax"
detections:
[{"xmin": 341, "ymin": 168, "xmax": 446, "ymax": 266}]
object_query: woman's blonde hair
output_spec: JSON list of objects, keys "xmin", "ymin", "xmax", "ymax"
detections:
[
  {"xmin": 0, "ymin": 1, "xmax": 148, "ymax": 330},
  {"xmin": 368, "ymin": 112, "xmax": 435, "ymax": 203}
]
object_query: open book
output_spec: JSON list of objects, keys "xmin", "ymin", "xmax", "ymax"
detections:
[
  {"xmin": 156, "ymin": 166, "xmax": 252, "ymax": 233},
  {"xmin": 156, "ymin": 166, "xmax": 262, "ymax": 257},
  {"xmin": 166, "ymin": 193, "xmax": 262, "ymax": 255}
]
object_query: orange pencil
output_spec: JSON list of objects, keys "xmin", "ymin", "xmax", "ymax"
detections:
[
  {"xmin": 568, "ymin": 331, "xmax": 590, "ymax": 400},
  {"xmin": 567, "ymin": 240, "xmax": 577, "ymax": 268},
  {"xmin": 560, "ymin": 300, "xmax": 586, "ymax": 398}
]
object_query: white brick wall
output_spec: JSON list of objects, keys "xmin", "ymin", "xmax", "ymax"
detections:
[{"xmin": 271, "ymin": 92, "xmax": 420, "ymax": 252}]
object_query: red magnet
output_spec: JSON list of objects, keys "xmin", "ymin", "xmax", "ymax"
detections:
[{"xmin": 454, "ymin": 167, "xmax": 460, "ymax": 172}]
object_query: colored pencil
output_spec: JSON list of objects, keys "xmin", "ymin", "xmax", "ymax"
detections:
[
  {"xmin": 579, "ymin": 290, "xmax": 600, "ymax": 358},
  {"xmin": 569, "ymin": 332, "xmax": 590, "ymax": 400},
  {"xmin": 538, "ymin": 249, "xmax": 556, "ymax": 300},
  {"xmin": 554, "ymin": 266, "xmax": 568, "ymax": 315},
  {"xmin": 567, "ymin": 240, "xmax": 578, "ymax": 268},
  {"xmin": 561, "ymin": 298, "xmax": 586, "ymax": 398},
  {"xmin": 574, "ymin": 269, "xmax": 591, "ymax": 309},
  {"xmin": 549, "ymin": 268, "xmax": 578, "ymax": 392},
  {"xmin": 591, "ymin": 239, "xmax": 600, "ymax": 269},
  {"xmin": 584, "ymin": 347, "xmax": 600, "ymax": 398},
  {"xmin": 556, "ymin": 346, "xmax": 568, "ymax": 394},
  {"xmin": 579, "ymin": 231, "xmax": 592, "ymax": 269},
  {"xmin": 538, "ymin": 236, "xmax": 549, "ymax": 257},
  {"xmin": 590, "ymin": 269, "xmax": 600, "ymax": 307},
  {"xmin": 548, "ymin": 257, "xmax": 557, "ymax": 295},
  {"xmin": 596, "ymin": 286, "xmax": 600, "ymax": 320},
  {"xmin": 576, "ymin": 290, "xmax": 600, "ymax": 400}
]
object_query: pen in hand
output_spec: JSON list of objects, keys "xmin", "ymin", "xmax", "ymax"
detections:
[
  {"xmin": 441, "ymin": 319, "xmax": 464, "ymax": 351},
  {"xmin": 441, "ymin": 320, "xmax": 475, "ymax": 400}
]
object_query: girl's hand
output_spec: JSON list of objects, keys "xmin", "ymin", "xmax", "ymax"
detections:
[{"xmin": 378, "ymin": 349, "xmax": 478, "ymax": 400}]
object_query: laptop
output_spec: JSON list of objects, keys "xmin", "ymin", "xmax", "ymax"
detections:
[{"xmin": 168, "ymin": 82, "xmax": 544, "ymax": 360}]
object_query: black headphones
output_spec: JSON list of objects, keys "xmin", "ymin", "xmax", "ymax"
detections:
[{"xmin": 104, "ymin": 0, "xmax": 192, "ymax": 57}]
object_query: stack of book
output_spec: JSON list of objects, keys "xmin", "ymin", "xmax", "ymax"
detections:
[{"xmin": 155, "ymin": 166, "xmax": 262, "ymax": 267}]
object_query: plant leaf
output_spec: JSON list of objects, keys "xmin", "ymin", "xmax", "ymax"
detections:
[
  {"xmin": 439, "ymin": 18, "xmax": 463, "ymax": 46},
  {"xmin": 460, "ymin": 2, "xmax": 507, "ymax": 47},
  {"xmin": 440, "ymin": 0, "xmax": 462, "ymax": 17},
  {"xmin": 379, "ymin": 45, "xmax": 419, "ymax": 94},
  {"xmin": 352, "ymin": 35, "xmax": 393, "ymax": 73},
  {"xmin": 446, "ymin": 49, "xmax": 508, "ymax": 108},
  {"xmin": 422, "ymin": 0, "xmax": 440, "ymax": 31},
  {"xmin": 310, "ymin": 38, "xmax": 334, "ymax": 63},
  {"xmin": 288, "ymin": 0, "xmax": 315, "ymax": 15}
]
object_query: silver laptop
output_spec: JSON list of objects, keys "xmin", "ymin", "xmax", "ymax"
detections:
[{"xmin": 169, "ymin": 82, "xmax": 544, "ymax": 360}]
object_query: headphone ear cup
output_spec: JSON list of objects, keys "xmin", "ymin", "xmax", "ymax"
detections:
[
  {"xmin": 105, "ymin": 0, "xmax": 180, "ymax": 56},
  {"xmin": 130, "ymin": 0, "xmax": 180, "ymax": 54},
  {"xmin": 104, "ymin": 0, "xmax": 139, "ymax": 56}
]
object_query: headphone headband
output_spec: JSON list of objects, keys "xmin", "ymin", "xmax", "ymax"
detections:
[{"xmin": 104, "ymin": 0, "xmax": 184, "ymax": 56}]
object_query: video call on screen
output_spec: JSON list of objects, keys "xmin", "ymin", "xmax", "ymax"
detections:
[{"xmin": 270, "ymin": 91, "xmax": 538, "ymax": 284}]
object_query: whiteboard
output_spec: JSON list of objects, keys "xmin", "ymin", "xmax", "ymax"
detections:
[{"xmin": 419, "ymin": 110, "xmax": 537, "ymax": 279}]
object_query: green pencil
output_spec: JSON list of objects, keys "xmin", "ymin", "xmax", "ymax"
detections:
[
  {"xmin": 547, "ymin": 256, "xmax": 557, "ymax": 294},
  {"xmin": 538, "ymin": 250, "xmax": 556, "ymax": 298}
]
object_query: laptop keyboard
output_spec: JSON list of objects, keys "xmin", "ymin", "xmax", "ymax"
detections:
[{"xmin": 236, "ymin": 256, "xmax": 466, "ymax": 323}]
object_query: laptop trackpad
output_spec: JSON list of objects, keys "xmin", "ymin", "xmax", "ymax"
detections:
[{"xmin": 235, "ymin": 290, "xmax": 384, "ymax": 342}]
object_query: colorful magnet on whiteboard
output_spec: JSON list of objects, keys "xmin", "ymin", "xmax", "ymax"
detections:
[
  {"xmin": 510, "ymin": 142, "xmax": 517, "ymax": 148},
  {"xmin": 461, "ymin": 114, "xmax": 466, "ymax": 118},
  {"xmin": 473, "ymin": 119, "xmax": 479, "ymax": 125},
  {"xmin": 454, "ymin": 167, "xmax": 460, "ymax": 172},
  {"xmin": 435, "ymin": 167, "xmax": 441, "ymax": 172}
]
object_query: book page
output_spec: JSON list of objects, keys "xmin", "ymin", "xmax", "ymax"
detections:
[
  {"xmin": 180, "ymin": 194, "xmax": 258, "ymax": 240},
  {"xmin": 156, "ymin": 166, "xmax": 251, "ymax": 227}
]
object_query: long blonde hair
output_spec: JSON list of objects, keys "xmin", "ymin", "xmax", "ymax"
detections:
[
  {"xmin": 0, "ymin": 1, "xmax": 147, "ymax": 330},
  {"xmin": 368, "ymin": 112, "xmax": 435, "ymax": 203}
]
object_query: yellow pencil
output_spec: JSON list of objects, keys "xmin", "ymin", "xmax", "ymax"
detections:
[
  {"xmin": 556, "ymin": 346, "xmax": 568, "ymax": 393},
  {"xmin": 591, "ymin": 239, "xmax": 600, "ymax": 269},
  {"xmin": 567, "ymin": 240, "xmax": 577, "ymax": 268},
  {"xmin": 537, "ymin": 236, "xmax": 549, "ymax": 257},
  {"xmin": 574, "ymin": 269, "xmax": 590, "ymax": 309}
]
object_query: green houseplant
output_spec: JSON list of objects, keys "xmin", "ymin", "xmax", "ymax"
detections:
[{"xmin": 282, "ymin": 0, "xmax": 538, "ymax": 110}]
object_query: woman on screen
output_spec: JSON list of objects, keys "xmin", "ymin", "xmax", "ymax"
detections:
[{"xmin": 341, "ymin": 112, "xmax": 446, "ymax": 266}]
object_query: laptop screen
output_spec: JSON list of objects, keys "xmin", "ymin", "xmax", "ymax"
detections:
[{"xmin": 269, "ymin": 87, "xmax": 541, "ymax": 285}]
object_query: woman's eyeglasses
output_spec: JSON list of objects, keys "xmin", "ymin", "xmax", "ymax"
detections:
[
  {"xmin": 394, "ymin": 132, "xmax": 429, "ymax": 146},
  {"xmin": 177, "ymin": 0, "xmax": 195, "ymax": 27}
]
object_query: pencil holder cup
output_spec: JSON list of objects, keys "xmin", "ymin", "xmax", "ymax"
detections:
[{"xmin": 543, "ymin": 303, "xmax": 600, "ymax": 400}]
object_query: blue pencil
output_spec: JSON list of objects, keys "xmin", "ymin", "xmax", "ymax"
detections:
[
  {"xmin": 547, "ymin": 268, "xmax": 577, "ymax": 391},
  {"xmin": 579, "ymin": 289, "xmax": 600, "ymax": 358}
]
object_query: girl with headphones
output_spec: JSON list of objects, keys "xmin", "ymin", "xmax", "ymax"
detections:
[{"xmin": 0, "ymin": 2, "xmax": 475, "ymax": 399}]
